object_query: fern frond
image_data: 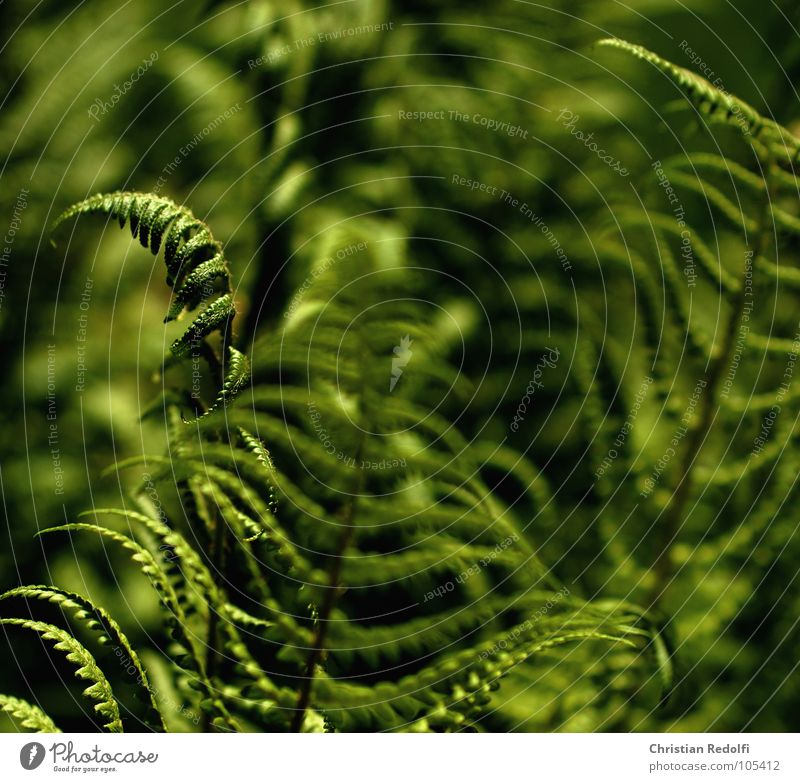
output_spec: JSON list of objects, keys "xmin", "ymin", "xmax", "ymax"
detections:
[
  {"xmin": 0, "ymin": 694, "xmax": 60, "ymax": 732},
  {"xmin": 314, "ymin": 614, "xmax": 650, "ymax": 731},
  {"xmin": 39, "ymin": 185, "xmax": 669, "ymax": 732},
  {"xmin": 36, "ymin": 523, "xmax": 213, "ymax": 693},
  {"xmin": 597, "ymin": 38, "xmax": 798, "ymax": 152},
  {"xmin": 0, "ymin": 618, "xmax": 122, "ymax": 731},
  {"xmin": 52, "ymin": 191, "xmax": 248, "ymax": 414},
  {"xmin": 664, "ymin": 153, "xmax": 765, "ymax": 193},
  {"xmin": 0, "ymin": 585, "xmax": 165, "ymax": 731},
  {"xmin": 77, "ymin": 509, "xmax": 216, "ymax": 610},
  {"xmin": 38, "ymin": 523, "xmax": 183, "ymax": 620}
]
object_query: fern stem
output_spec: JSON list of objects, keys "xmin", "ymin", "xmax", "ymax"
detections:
[
  {"xmin": 201, "ymin": 503, "xmax": 227, "ymax": 732},
  {"xmin": 289, "ymin": 516, "xmax": 356, "ymax": 732},
  {"xmin": 290, "ymin": 459, "xmax": 365, "ymax": 730},
  {"xmin": 200, "ymin": 341, "xmax": 225, "ymax": 388},
  {"xmin": 651, "ymin": 147, "xmax": 776, "ymax": 604},
  {"xmin": 291, "ymin": 406, "xmax": 368, "ymax": 731}
]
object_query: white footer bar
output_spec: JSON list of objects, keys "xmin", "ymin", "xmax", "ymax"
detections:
[{"xmin": 0, "ymin": 733, "xmax": 794, "ymax": 781}]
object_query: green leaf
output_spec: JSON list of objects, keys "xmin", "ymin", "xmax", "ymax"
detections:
[
  {"xmin": 0, "ymin": 585, "xmax": 166, "ymax": 731},
  {"xmin": 0, "ymin": 694, "xmax": 60, "ymax": 733},
  {"xmin": 0, "ymin": 618, "xmax": 122, "ymax": 732}
]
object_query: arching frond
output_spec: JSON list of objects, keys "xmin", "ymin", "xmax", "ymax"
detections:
[
  {"xmin": 0, "ymin": 694, "xmax": 60, "ymax": 733},
  {"xmin": 0, "ymin": 619, "xmax": 122, "ymax": 732}
]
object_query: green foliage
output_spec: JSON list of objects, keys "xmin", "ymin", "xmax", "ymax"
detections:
[
  {"xmin": 0, "ymin": 618, "xmax": 122, "ymax": 732},
  {"xmin": 0, "ymin": 192, "xmax": 665, "ymax": 732},
  {"xmin": 54, "ymin": 191, "xmax": 249, "ymax": 419},
  {"xmin": 0, "ymin": 695, "xmax": 61, "ymax": 733},
  {"xmin": 0, "ymin": 586, "xmax": 165, "ymax": 731},
  {"xmin": 598, "ymin": 38, "xmax": 800, "ymax": 159},
  {"xmin": 572, "ymin": 39, "xmax": 800, "ymax": 726},
  {"xmin": 588, "ymin": 39, "xmax": 800, "ymax": 581},
  {"xmin": 2, "ymin": 1, "xmax": 798, "ymax": 735}
]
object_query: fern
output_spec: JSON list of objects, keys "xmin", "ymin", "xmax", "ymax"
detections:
[
  {"xmin": 0, "ymin": 191, "xmax": 666, "ymax": 732},
  {"xmin": 3, "ymin": 0, "xmax": 796, "ymax": 735},
  {"xmin": 0, "ymin": 618, "xmax": 122, "ymax": 732},
  {"xmin": 0, "ymin": 586, "xmax": 165, "ymax": 731},
  {"xmin": 0, "ymin": 694, "xmax": 60, "ymax": 733},
  {"xmin": 597, "ymin": 38, "xmax": 800, "ymax": 156},
  {"xmin": 53, "ymin": 191, "xmax": 249, "ymax": 417},
  {"xmin": 585, "ymin": 39, "xmax": 800, "ymax": 610}
]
